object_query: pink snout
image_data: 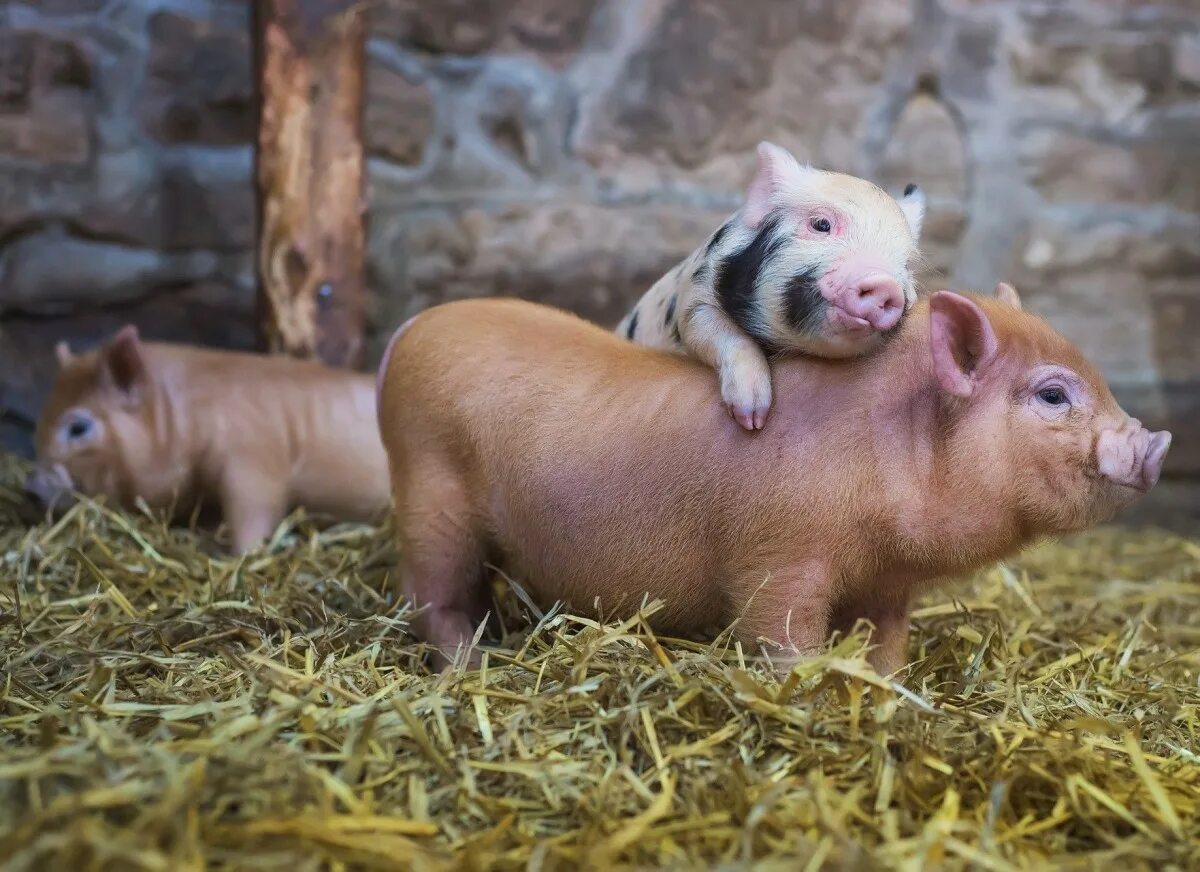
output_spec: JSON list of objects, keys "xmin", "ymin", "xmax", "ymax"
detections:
[
  {"xmin": 1096, "ymin": 420, "xmax": 1172, "ymax": 492},
  {"xmin": 24, "ymin": 463, "xmax": 75, "ymax": 512},
  {"xmin": 835, "ymin": 273, "xmax": 905, "ymax": 332}
]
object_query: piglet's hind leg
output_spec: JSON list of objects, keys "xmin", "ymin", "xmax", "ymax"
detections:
[{"xmin": 394, "ymin": 470, "xmax": 488, "ymax": 669}]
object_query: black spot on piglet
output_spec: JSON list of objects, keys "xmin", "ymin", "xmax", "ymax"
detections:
[
  {"xmin": 715, "ymin": 214, "xmax": 786, "ymax": 342},
  {"xmin": 783, "ymin": 267, "xmax": 825, "ymax": 335},
  {"xmin": 626, "ymin": 310, "xmax": 639, "ymax": 340},
  {"xmin": 664, "ymin": 295, "xmax": 677, "ymax": 327},
  {"xmin": 904, "ymin": 183, "xmax": 917, "ymax": 197}
]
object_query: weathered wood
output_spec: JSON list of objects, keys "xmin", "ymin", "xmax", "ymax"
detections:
[{"xmin": 254, "ymin": 0, "xmax": 366, "ymax": 367}]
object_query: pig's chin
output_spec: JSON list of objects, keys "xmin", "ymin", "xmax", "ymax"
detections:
[{"xmin": 1074, "ymin": 476, "xmax": 1150, "ymax": 529}]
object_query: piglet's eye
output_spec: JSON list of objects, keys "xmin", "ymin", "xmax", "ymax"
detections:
[
  {"xmin": 61, "ymin": 414, "xmax": 94, "ymax": 442},
  {"xmin": 810, "ymin": 217, "xmax": 832, "ymax": 233},
  {"xmin": 1037, "ymin": 387, "xmax": 1067, "ymax": 406}
]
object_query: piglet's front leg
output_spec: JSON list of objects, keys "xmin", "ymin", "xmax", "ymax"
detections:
[
  {"xmin": 836, "ymin": 594, "xmax": 912, "ymax": 677},
  {"xmin": 683, "ymin": 302, "xmax": 773, "ymax": 431},
  {"xmin": 865, "ymin": 612, "xmax": 910, "ymax": 677},
  {"xmin": 735, "ymin": 562, "xmax": 835, "ymax": 670},
  {"xmin": 220, "ymin": 463, "xmax": 288, "ymax": 555}
]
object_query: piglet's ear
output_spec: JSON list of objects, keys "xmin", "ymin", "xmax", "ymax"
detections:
[
  {"xmin": 55, "ymin": 341, "xmax": 73, "ymax": 368},
  {"xmin": 101, "ymin": 325, "xmax": 147, "ymax": 401},
  {"xmin": 897, "ymin": 183, "xmax": 926, "ymax": 241},
  {"xmin": 743, "ymin": 141, "xmax": 808, "ymax": 230},
  {"xmin": 994, "ymin": 281, "xmax": 1022, "ymax": 309},
  {"xmin": 929, "ymin": 291, "xmax": 999, "ymax": 398}
]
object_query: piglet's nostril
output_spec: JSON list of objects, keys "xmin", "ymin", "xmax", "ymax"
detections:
[{"xmin": 852, "ymin": 275, "xmax": 905, "ymax": 330}]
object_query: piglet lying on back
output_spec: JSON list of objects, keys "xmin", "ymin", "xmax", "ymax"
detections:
[
  {"xmin": 26, "ymin": 326, "xmax": 390, "ymax": 553},
  {"xmin": 379, "ymin": 283, "xmax": 1169, "ymax": 673}
]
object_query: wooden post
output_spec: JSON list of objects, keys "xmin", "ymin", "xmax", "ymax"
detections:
[{"xmin": 254, "ymin": 0, "xmax": 366, "ymax": 367}]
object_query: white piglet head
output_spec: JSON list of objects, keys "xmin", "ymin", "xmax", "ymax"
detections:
[{"xmin": 710, "ymin": 141, "xmax": 925, "ymax": 358}]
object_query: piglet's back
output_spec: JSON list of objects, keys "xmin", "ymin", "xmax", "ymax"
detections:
[
  {"xmin": 379, "ymin": 298, "xmax": 727, "ymax": 473},
  {"xmin": 381, "ymin": 298, "xmax": 871, "ymax": 487}
]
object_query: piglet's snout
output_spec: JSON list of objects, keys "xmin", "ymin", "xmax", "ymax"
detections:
[
  {"xmin": 845, "ymin": 273, "xmax": 905, "ymax": 332},
  {"xmin": 1096, "ymin": 419, "xmax": 1172, "ymax": 492},
  {"xmin": 24, "ymin": 464, "xmax": 74, "ymax": 510}
]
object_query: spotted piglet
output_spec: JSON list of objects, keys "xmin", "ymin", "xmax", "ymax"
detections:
[{"xmin": 616, "ymin": 142, "xmax": 926, "ymax": 430}]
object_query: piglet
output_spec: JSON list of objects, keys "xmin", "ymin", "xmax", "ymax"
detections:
[
  {"xmin": 378, "ymin": 283, "xmax": 1170, "ymax": 673},
  {"xmin": 27, "ymin": 326, "xmax": 389, "ymax": 553},
  {"xmin": 617, "ymin": 141, "xmax": 925, "ymax": 430}
]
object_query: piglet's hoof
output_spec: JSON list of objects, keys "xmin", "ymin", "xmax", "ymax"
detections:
[
  {"xmin": 727, "ymin": 402, "xmax": 768, "ymax": 431},
  {"xmin": 720, "ymin": 366, "xmax": 772, "ymax": 431},
  {"xmin": 715, "ymin": 350, "xmax": 772, "ymax": 429}
]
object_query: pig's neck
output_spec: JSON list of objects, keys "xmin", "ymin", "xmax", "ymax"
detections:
[
  {"xmin": 145, "ymin": 356, "xmax": 208, "ymax": 498},
  {"xmin": 859, "ymin": 328, "xmax": 1030, "ymax": 578}
]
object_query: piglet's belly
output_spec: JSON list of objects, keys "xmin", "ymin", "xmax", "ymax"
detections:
[
  {"xmin": 497, "ymin": 546, "xmax": 732, "ymax": 636},
  {"xmin": 484, "ymin": 482, "xmax": 731, "ymax": 634}
]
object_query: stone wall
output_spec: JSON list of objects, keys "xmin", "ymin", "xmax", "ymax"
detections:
[{"xmin": 1, "ymin": 0, "xmax": 1198, "ymax": 517}]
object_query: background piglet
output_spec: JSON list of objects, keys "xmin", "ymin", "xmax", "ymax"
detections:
[
  {"xmin": 26, "ymin": 326, "xmax": 389, "ymax": 553},
  {"xmin": 617, "ymin": 141, "xmax": 926, "ymax": 430},
  {"xmin": 379, "ymin": 283, "xmax": 1169, "ymax": 673}
]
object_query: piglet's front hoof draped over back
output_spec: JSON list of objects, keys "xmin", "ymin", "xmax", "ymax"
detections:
[{"xmin": 377, "ymin": 282, "xmax": 1168, "ymax": 674}]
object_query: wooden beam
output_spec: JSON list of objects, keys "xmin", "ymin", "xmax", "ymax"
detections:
[{"xmin": 254, "ymin": 0, "xmax": 366, "ymax": 367}]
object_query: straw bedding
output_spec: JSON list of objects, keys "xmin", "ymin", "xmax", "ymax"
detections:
[{"xmin": 1, "ymin": 452, "xmax": 1197, "ymax": 871}]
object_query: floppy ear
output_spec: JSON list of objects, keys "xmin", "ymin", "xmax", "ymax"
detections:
[
  {"xmin": 100, "ymin": 325, "xmax": 147, "ymax": 401},
  {"xmin": 743, "ymin": 141, "xmax": 810, "ymax": 229},
  {"xmin": 994, "ymin": 281, "xmax": 1022, "ymax": 309},
  {"xmin": 929, "ymin": 291, "xmax": 999, "ymax": 398},
  {"xmin": 897, "ymin": 183, "xmax": 926, "ymax": 240},
  {"xmin": 55, "ymin": 341, "xmax": 73, "ymax": 368}
]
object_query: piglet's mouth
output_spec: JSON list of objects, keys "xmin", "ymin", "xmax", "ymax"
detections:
[
  {"xmin": 827, "ymin": 306, "xmax": 875, "ymax": 336},
  {"xmin": 825, "ymin": 304, "xmax": 903, "ymax": 343},
  {"xmin": 24, "ymin": 463, "xmax": 78, "ymax": 514}
]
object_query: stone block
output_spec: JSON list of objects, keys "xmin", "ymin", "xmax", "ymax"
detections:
[
  {"xmin": 0, "ymin": 30, "xmax": 92, "ymax": 165},
  {"xmin": 160, "ymin": 147, "xmax": 255, "ymax": 251},
  {"xmin": 372, "ymin": 0, "xmax": 598, "ymax": 67},
  {"xmin": 1022, "ymin": 130, "xmax": 1200, "ymax": 213},
  {"xmin": 0, "ymin": 227, "xmax": 220, "ymax": 315},
  {"xmin": 140, "ymin": 8, "xmax": 253, "ymax": 146},
  {"xmin": 365, "ymin": 61, "xmax": 435, "ymax": 166},
  {"xmin": 0, "ymin": 90, "xmax": 89, "ymax": 165}
]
